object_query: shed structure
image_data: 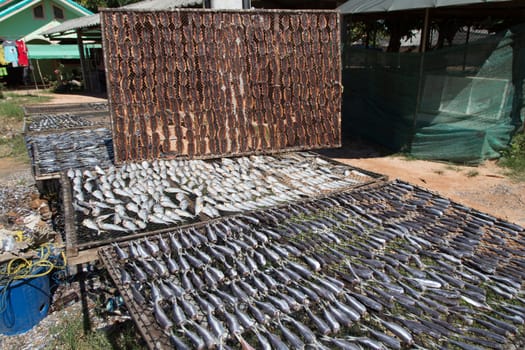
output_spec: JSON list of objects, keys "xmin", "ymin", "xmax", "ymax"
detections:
[{"xmin": 339, "ymin": 0, "xmax": 525, "ymax": 163}]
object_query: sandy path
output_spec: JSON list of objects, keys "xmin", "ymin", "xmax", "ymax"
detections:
[{"xmin": 321, "ymin": 143, "xmax": 525, "ymax": 227}]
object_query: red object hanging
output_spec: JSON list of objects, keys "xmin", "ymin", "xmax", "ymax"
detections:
[{"xmin": 16, "ymin": 40, "xmax": 28, "ymax": 67}]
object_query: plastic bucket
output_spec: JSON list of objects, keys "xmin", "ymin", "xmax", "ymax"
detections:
[{"xmin": 0, "ymin": 267, "xmax": 50, "ymax": 335}]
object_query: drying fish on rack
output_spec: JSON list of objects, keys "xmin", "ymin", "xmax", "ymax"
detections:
[
  {"xmin": 26, "ymin": 113, "xmax": 106, "ymax": 132},
  {"xmin": 98, "ymin": 180, "xmax": 525, "ymax": 349},
  {"xmin": 68, "ymin": 152, "xmax": 376, "ymax": 237},
  {"xmin": 27, "ymin": 128, "xmax": 114, "ymax": 176}
]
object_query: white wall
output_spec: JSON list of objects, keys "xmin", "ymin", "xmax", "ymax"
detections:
[{"xmin": 210, "ymin": 0, "xmax": 243, "ymax": 9}]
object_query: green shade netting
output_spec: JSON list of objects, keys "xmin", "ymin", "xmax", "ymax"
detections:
[{"xmin": 342, "ymin": 23, "xmax": 525, "ymax": 164}]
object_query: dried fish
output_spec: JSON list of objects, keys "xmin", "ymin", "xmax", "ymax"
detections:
[
  {"xmin": 100, "ymin": 179, "xmax": 525, "ymax": 349},
  {"xmin": 153, "ymin": 301, "xmax": 173, "ymax": 330},
  {"xmin": 71, "ymin": 153, "xmax": 374, "ymax": 237}
]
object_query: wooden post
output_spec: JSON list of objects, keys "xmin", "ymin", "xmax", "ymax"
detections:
[
  {"xmin": 34, "ymin": 59, "xmax": 46, "ymax": 89},
  {"xmin": 77, "ymin": 29, "xmax": 91, "ymax": 93}
]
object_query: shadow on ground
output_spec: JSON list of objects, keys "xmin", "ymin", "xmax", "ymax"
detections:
[{"xmin": 317, "ymin": 137, "xmax": 395, "ymax": 160}]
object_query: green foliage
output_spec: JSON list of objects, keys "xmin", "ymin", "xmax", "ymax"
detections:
[
  {"xmin": 0, "ymin": 93, "xmax": 51, "ymax": 159},
  {"xmin": 500, "ymin": 132, "xmax": 525, "ymax": 180},
  {"xmin": 466, "ymin": 170, "xmax": 479, "ymax": 178},
  {"xmin": 0, "ymin": 100, "xmax": 24, "ymax": 121},
  {"xmin": 77, "ymin": 0, "xmax": 142, "ymax": 12},
  {"xmin": 0, "ymin": 93, "xmax": 50, "ymax": 122},
  {"xmin": 0, "ymin": 135, "xmax": 28, "ymax": 159},
  {"xmin": 344, "ymin": 20, "xmax": 389, "ymax": 49}
]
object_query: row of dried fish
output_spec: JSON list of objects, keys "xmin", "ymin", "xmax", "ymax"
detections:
[
  {"xmin": 26, "ymin": 113, "xmax": 105, "ymax": 132},
  {"xmin": 103, "ymin": 183, "xmax": 525, "ymax": 349},
  {"xmin": 112, "ymin": 230, "xmax": 411, "ymax": 349},
  {"xmin": 26, "ymin": 128, "xmax": 114, "ymax": 175},
  {"xmin": 71, "ymin": 152, "xmax": 374, "ymax": 239}
]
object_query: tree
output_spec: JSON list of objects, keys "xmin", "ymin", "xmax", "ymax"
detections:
[
  {"xmin": 76, "ymin": 0, "xmax": 142, "ymax": 12},
  {"xmin": 385, "ymin": 16, "xmax": 421, "ymax": 52}
]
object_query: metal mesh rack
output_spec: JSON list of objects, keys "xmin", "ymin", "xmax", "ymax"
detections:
[
  {"xmin": 23, "ymin": 102, "xmax": 108, "ymax": 115},
  {"xmin": 23, "ymin": 111, "xmax": 109, "ymax": 135},
  {"xmin": 26, "ymin": 128, "xmax": 114, "ymax": 180},
  {"xmin": 100, "ymin": 180, "xmax": 525, "ymax": 350}
]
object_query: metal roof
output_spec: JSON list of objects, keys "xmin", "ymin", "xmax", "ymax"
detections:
[
  {"xmin": 122, "ymin": 0, "xmax": 202, "ymax": 10},
  {"xmin": 42, "ymin": 0, "xmax": 202, "ymax": 35},
  {"xmin": 337, "ymin": 0, "xmax": 512, "ymax": 14},
  {"xmin": 41, "ymin": 13, "xmax": 100, "ymax": 35}
]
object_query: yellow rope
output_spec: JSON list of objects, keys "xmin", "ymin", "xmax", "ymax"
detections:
[
  {"xmin": 0, "ymin": 243, "xmax": 66, "ymax": 313},
  {"xmin": 0, "ymin": 243, "xmax": 66, "ymax": 281}
]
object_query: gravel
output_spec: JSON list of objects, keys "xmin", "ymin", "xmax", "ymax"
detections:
[
  {"xmin": 0, "ymin": 267, "xmax": 134, "ymax": 350},
  {"xmin": 0, "ymin": 176, "xmax": 138, "ymax": 350}
]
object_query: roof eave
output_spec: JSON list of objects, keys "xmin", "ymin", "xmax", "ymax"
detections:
[
  {"xmin": 59, "ymin": 0, "xmax": 93, "ymax": 15},
  {"xmin": 0, "ymin": 0, "xmax": 93, "ymax": 23}
]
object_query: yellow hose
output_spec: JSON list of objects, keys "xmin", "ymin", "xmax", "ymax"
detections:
[{"xmin": 0, "ymin": 243, "xmax": 66, "ymax": 280}]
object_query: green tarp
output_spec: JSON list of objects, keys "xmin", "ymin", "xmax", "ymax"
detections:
[{"xmin": 342, "ymin": 24, "xmax": 525, "ymax": 164}]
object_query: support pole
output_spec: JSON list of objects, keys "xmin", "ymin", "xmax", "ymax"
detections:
[
  {"xmin": 419, "ymin": 8, "xmax": 430, "ymax": 53},
  {"xmin": 77, "ymin": 29, "xmax": 91, "ymax": 93},
  {"xmin": 30, "ymin": 60, "xmax": 39, "ymax": 96},
  {"xmin": 462, "ymin": 25, "xmax": 471, "ymax": 71},
  {"xmin": 411, "ymin": 8, "xmax": 430, "ymax": 152},
  {"xmin": 35, "ymin": 59, "xmax": 46, "ymax": 89}
]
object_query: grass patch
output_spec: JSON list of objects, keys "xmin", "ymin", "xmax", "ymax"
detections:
[
  {"xmin": 466, "ymin": 170, "xmax": 479, "ymax": 178},
  {"xmin": 0, "ymin": 135, "xmax": 29, "ymax": 159},
  {"xmin": 47, "ymin": 316, "xmax": 110, "ymax": 350},
  {"xmin": 47, "ymin": 317, "xmax": 144, "ymax": 350},
  {"xmin": 499, "ymin": 132, "xmax": 525, "ymax": 181},
  {"xmin": 0, "ymin": 100, "xmax": 25, "ymax": 121},
  {"xmin": 444, "ymin": 164, "xmax": 462, "ymax": 172},
  {"xmin": 0, "ymin": 93, "xmax": 51, "ymax": 121},
  {"xmin": 0, "ymin": 92, "xmax": 51, "ymax": 159}
]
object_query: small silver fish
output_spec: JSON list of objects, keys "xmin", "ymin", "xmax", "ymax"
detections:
[
  {"xmin": 82, "ymin": 218, "xmax": 99, "ymax": 233},
  {"xmin": 99, "ymin": 222, "xmax": 128, "ymax": 233}
]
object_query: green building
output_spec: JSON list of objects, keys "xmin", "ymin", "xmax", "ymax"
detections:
[{"xmin": 0, "ymin": 0, "xmax": 92, "ymax": 87}]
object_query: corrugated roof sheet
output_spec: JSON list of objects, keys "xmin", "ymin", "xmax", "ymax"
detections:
[
  {"xmin": 123, "ymin": 0, "xmax": 202, "ymax": 10},
  {"xmin": 337, "ymin": 0, "xmax": 512, "ymax": 14},
  {"xmin": 42, "ymin": 0, "xmax": 202, "ymax": 35},
  {"xmin": 42, "ymin": 13, "xmax": 100, "ymax": 35}
]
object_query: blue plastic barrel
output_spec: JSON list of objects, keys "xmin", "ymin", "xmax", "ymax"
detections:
[{"xmin": 0, "ymin": 267, "xmax": 50, "ymax": 335}]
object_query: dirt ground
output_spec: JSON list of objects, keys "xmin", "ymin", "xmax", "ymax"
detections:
[
  {"xmin": 322, "ymin": 142, "xmax": 525, "ymax": 227},
  {"xmin": 2, "ymin": 91, "xmax": 524, "ymax": 227}
]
